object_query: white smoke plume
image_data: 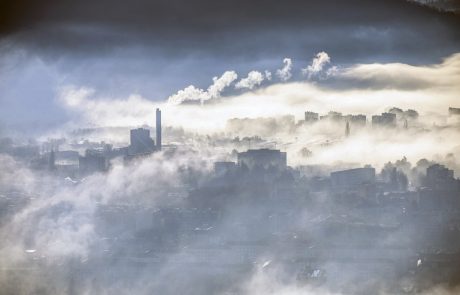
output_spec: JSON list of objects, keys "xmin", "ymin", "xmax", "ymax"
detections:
[
  {"xmin": 276, "ymin": 58, "xmax": 293, "ymax": 81},
  {"xmin": 302, "ymin": 51, "xmax": 332, "ymax": 79},
  {"xmin": 167, "ymin": 70, "xmax": 237, "ymax": 105},
  {"xmin": 166, "ymin": 85, "xmax": 207, "ymax": 105},
  {"xmin": 207, "ymin": 71, "xmax": 238, "ymax": 98},
  {"xmin": 265, "ymin": 70, "xmax": 272, "ymax": 81},
  {"xmin": 235, "ymin": 71, "xmax": 265, "ymax": 90}
]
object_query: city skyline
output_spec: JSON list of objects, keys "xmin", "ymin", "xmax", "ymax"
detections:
[{"xmin": 1, "ymin": 1, "xmax": 460, "ymax": 294}]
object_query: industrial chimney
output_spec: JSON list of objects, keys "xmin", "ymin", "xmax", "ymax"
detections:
[
  {"xmin": 345, "ymin": 121, "xmax": 350, "ymax": 137},
  {"xmin": 156, "ymin": 108, "xmax": 162, "ymax": 150}
]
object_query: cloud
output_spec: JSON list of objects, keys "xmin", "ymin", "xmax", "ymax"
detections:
[
  {"xmin": 339, "ymin": 52, "xmax": 460, "ymax": 90},
  {"xmin": 302, "ymin": 51, "xmax": 332, "ymax": 79},
  {"xmin": 167, "ymin": 71, "xmax": 237, "ymax": 105},
  {"xmin": 276, "ymin": 58, "xmax": 293, "ymax": 81},
  {"xmin": 235, "ymin": 71, "xmax": 265, "ymax": 90},
  {"xmin": 58, "ymin": 86, "xmax": 154, "ymax": 128},
  {"xmin": 2, "ymin": 0, "xmax": 459, "ymax": 57},
  {"xmin": 407, "ymin": 0, "xmax": 460, "ymax": 12}
]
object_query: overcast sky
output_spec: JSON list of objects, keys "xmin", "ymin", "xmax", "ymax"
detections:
[{"xmin": 0, "ymin": 0, "xmax": 459, "ymax": 134}]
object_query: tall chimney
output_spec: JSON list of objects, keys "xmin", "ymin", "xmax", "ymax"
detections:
[{"xmin": 156, "ymin": 108, "xmax": 162, "ymax": 150}]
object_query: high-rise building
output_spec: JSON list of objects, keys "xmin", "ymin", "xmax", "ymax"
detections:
[
  {"xmin": 48, "ymin": 150, "xmax": 55, "ymax": 170},
  {"xmin": 448, "ymin": 107, "xmax": 460, "ymax": 116},
  {"xmin": 344, "ymin": 114, "xmax": 367, "ymax": 126},
  {"xmin": 304, "ymin": 111, "xmax": 319, "ymax": 122},
  {"xmin": 320, "ymin": 111, "xmax": 343, "ymax": 122},
  {"xmin": 426, "ymin": 164, "xmax": 457, "ymax": 190},
  {"xmin": 156, "ymin": 108, "xmax": 162, "ymax": 150},
  {"xmin": 371, "ymin": 112, "xmax": 396, "ymax": 127},
  {"xmin": 129, "ymin": 128, "xmax": 155, "ymax": 155}
]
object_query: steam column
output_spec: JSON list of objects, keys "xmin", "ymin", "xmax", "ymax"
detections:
[{"xmin": 156, "ymin": 108, "xmax": 162, "ymax": 150}]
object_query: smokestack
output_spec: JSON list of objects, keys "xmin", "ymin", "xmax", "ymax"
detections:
[
  {"xmin": 48, "ymin": 149, "xmax": 55, "ymax": 170},
  {"xmin": 345, "ymin": 121, "xmax": 350, "ymax": 137},
  {"xmin": 156, "ymin": 108, "xmax": 162, "ymax": 150}
]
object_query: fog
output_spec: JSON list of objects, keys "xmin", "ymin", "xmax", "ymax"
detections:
[
  {"xmin": 1, "ymin": 10, "xmax": 460, "ymax": 291},
  {"xmin": 2, "ymin": 140, "xmax": 460, "ymax": 293},
  {"xmin": 0, "ymin": 150, "xmax": 214, "ymax": 294}
]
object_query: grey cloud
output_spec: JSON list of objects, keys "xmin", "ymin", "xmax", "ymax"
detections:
[
  {"xmin": 1, "ymin": 0, "xmax": 459, "ymax": 63},
  {"xmin": 408, "ymin": 0, "xmax": 460, "ymax": 12}
]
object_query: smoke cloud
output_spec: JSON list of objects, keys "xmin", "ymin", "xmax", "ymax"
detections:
[
  {"xmin": 265, "ymin": 70, "xmax": 272, "ymax": 81},
  {"xmin": 235, "ymin": 71, "xmax": 265, "ymax": 90},
  {"xmin": 302, "ymin": 51, "xmax": 332, "ymax": 79},
  {"xmin": 167, "ymin": 71, "xmax": 238, "ymax": 105},
  {"xmin": 276, "ymin": 58, "xmax": 293, "ymax": 81}
]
